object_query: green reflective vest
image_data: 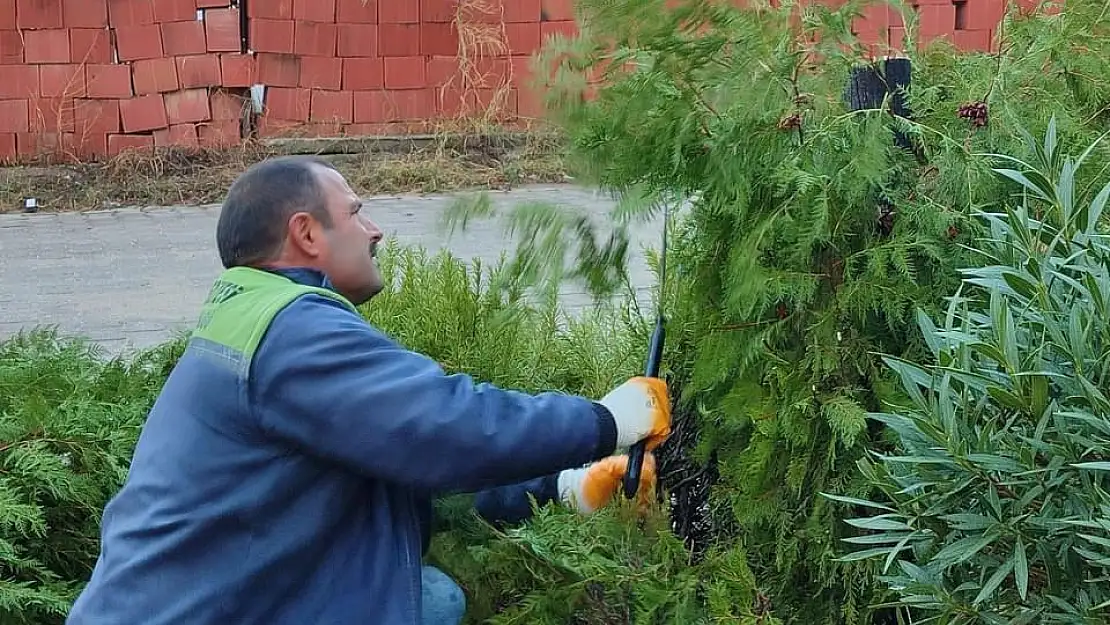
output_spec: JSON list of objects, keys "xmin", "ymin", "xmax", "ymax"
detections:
[{"xmin": 193, "ymin": 266, "xmax": 359, "ymax": 363}]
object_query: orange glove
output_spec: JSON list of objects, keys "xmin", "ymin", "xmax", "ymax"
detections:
[
  {"xmin": 557, "ymin": 453, "xmax": 658, "ymax": 514},
  {"xmin": 597, "ymin": 377, "xmax": 672, "ymax": 451}
]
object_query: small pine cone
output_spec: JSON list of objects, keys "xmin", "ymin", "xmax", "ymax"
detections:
[
  {"xmin": 777, "ymin": 113, "xmax": 802, "ymax": 131},
  {"xmin": 957, "ymin": 100, "xmax": 989, "ymax": 127}
]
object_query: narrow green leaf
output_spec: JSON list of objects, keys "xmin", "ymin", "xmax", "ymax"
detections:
[
  {"xmin": 993, "ymin": 168, "xmax": 1052, "ymax": 201},
  {"xmin": 844, "ymin": 516, "xmax": 914, "ymax": 531},
  {"xmin": 842, "ymin": 533, "xmax": 917, "ymax": 545},
  {"xmin": 973, "ymin": 556, "xmax": 1014, "ymax": 606},
  {"xmin": 1045, "ymin": 115, "xmax": 1058, "ymax": 164},
  {"xmin": 1081, "ymin": 272, "xmax": 1106, "ymax": 317},
  {"xmin": 878, "ymin": 455, "xmax": 957, "ymax": 466},
  {"xmin": 1002, "ymin": 302, "xmax": 1019, "ymax": 374},
  {"xmin": 897, "ymin": 560, "xmax": 932, "ymax": 583},
  {"xmin": 986, "ymin": 386, "xmax": 1026, "ymax": 412},
  {"xmin": 966, "ymin": 454, "xmax": 1025, "ymax": 474},
  {"xmin": 884, "ymin": 531, "xmax": 918, "ymax": 574},
  {"xmin": 1001, "ymin": 271, "xmax": 1038, "ymax": 300},
  {"xmin": 1076, "ymin": 533, "xmax": 1110, "ymax": 549},
  {"xmin": 987, "ymin": 487, "xmax": 1003, "ymax": 518},
  {"xmin": 1028, "ymin": 374, "xmax": 1049, "ymax": 420},
  {"xmin": 1016, "ymin": 484, "xmax": 1044, "ymax": 511},
  {"xmin": 1087, "ymin": 178, "xmax": 1110, "ymax": 233},
  {"xmin": 881, "ymin": 356, "xmax": 934, "ymax": 407},
  {"xmin": 1014, "ymin": 540, "xmax": 1029, "ymax": 601},
  {"xmin": 1072, "ymin": 546, "xmax": 1110, "ymax": 566},
  {"xmin": 1069, "ymin": 307, "xmax": 1090, "ymax": 368},
  {"xmin": 1061, "ymin": 411, "xmax": 1110, "ymax": 436},
  {"xmin": 821, "ymin": 493, "xmax": 896, "ymax": 512},
  {"xmin": 1076, "ymin": 374, "xmax": 1110, "ymax": 414},
  {"xmin": 932, "ymin": 533, "xmax": 998, "ymax": 568},
  {"xmin": 971, "ymin": 341, "xmax": 1010, "ymax": 367},
  {"xmin": 979, "ymin": 152, "xmax": 1034, "ymax": 171},
  {"xmin": 835, "ymin": 546, "xmax": 905, "ymax": 563},
  {"xmin": 1072, "ymin": 462, "xmax": 1110, "ymax": 471},
  {"xmin": 916, "ymin": 308, "xmax": 943, "ymax": 357},
  {"xmin": 1058, "ymin": 158, "xmax": 1076, "ymax": 223},
  {"xmin": 941, "ymin": 514, "xmax": 996, "ymax": 531}
]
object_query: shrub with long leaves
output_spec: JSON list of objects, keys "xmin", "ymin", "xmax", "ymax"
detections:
[{"xmin": 835, "ymin": 121, "xmax": 1110, "ymax": 624}]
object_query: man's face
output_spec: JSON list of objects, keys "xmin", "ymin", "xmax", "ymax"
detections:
[{"xmin": 312, "ymin": 166, "xmax": 384, "ymax": 306}]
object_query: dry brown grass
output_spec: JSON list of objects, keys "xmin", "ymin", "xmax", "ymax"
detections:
[{"xmin": 0, "ymin": 130, "xmax": 568, "ymax": 213}]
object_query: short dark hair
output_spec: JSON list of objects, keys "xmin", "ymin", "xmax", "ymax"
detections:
[{"xmin": 216, "ymin": 155, "xmax": 337, "ymax": 268}]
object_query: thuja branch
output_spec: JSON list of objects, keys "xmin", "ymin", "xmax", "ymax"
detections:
[
  {"xmin": 709, "ymin": 319, "xmax": 782, "ymax": 333},
  {"xmin": 0, "ymin": 438, "xmax": 93, "ymax": 456}
]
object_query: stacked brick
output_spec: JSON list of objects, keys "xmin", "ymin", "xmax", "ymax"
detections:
[
  {"xmin": 249, "ymin": 0, "xmax": 578, "ymax": 138},
  {"xmin": 0, "ymin": 0, "xmax": 1025, "ymax": 162},
  {"xmin": 851, "ymin": 0, "xmax": 1019, "ymax": 57},
  {"xmin": 0, "ymin": 0, "xmax": 253, "ymax": 161}
]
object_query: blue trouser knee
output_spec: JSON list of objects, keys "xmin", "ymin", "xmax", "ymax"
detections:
[{"xmin": 421, "ymin": 565, "xmax": 466, "ymax": 625}]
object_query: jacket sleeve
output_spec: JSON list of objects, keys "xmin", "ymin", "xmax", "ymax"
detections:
[
  {"xmin": 250, "ymin": 294, "xmax": 617, "ymax": 494},
  {"xmin": 473, "ymin": 473, "xmax": 561, "ymax": 527}
]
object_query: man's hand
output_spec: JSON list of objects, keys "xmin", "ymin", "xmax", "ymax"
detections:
[
  {"xmin": 557, "ymin": 454, "xmax": 657, "ymax": 514},
  {"xmin": 598, "ymin": 377, "xmax": 672, "ymax": 451}
]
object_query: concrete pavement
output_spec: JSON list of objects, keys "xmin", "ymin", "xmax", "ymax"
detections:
[{"xmin": 0, "ymin": 185, "xmax": 662, "ymax": 355}]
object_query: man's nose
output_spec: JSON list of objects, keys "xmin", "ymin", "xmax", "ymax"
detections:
[{"xmin": 363, "ymin": 217, "xmax": 383, "ymax": 242}]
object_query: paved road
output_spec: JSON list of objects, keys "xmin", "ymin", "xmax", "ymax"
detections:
[{"xmin": 0, "ymin": 185, "xmax": 663, "ymax": 356}]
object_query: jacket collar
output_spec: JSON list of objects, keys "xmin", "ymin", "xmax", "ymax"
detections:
[{"xmin": 263, "ymin": 267, "xmax": 336, "ymax": 292}]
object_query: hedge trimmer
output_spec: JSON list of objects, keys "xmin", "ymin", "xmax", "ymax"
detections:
[{"xmin": 623, "ymin": 202, "xmax": 668, "ymax": 500}]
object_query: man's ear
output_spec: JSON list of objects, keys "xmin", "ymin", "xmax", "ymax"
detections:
[{"xmin": 286, "ymin": 211, "xmax": 325, "ymax": 258}]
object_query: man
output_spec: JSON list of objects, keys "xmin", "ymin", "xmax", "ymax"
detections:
[{"xmin": 67, "ymin": 156, "xmax": 671, "ymax": 625}]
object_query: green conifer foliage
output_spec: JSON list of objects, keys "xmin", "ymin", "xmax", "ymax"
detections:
[
  {"xmin": 0, "ymin": 332, "xmax": 183, "ymax": 624},
  {"xmin": 438, "ymin": 0, "xmax": 1110, "ymax": 621}
]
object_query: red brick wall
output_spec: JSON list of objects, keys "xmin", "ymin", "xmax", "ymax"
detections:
[
  {"xmin": 0, "ymin": 0, "xmax": 1016, "ymax": 163},
  {"xmin": 852, "ymin": 0, "xmax": 1031, "ymax": 57}
]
